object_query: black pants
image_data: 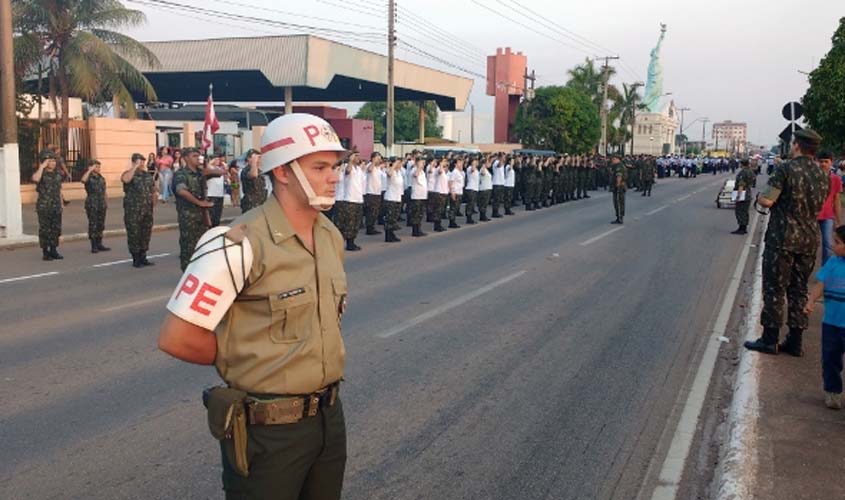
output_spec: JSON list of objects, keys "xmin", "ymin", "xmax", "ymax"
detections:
[{"xmin": 222, "ymin": 399, "xmax": 346, "ymax": 500}]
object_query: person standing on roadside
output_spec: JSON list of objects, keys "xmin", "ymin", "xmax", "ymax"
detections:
[
  {"xmin": 205, "ymin": 152, "xmax": 228, "ymax": 227},
  {"xmin": 122, "ymin": 153, "xmax": 158, "ymax": 268},
  {"xmin": 81, "ymin": 159, "xmax": 110, "ymax": 253},
  {"xmin": 610, "ymin": 155, "xmax": 626, "ymax": 224},
  {"xmin": 745, "ymin": 130, "xmax": 829, "ymax": 356},
  {"xmin": 817, "ymin": 150, "xmax": 841, "ymax": 266},
  {"xmin": 173, "ymin": 147, "xmax": 213, "ymax": 270},
  {"xmin": 240, "ymin": 149, "xmax": 266, "ymax": 214},
  {"xmin": 32, "ymin": 149, "xmax": 64, "ymax": 260},
  {"xmin": 731, "ymin": 159, "xmax": 755, "ymax": 235},
  {"xmin": 156, "ymin": 146, "xmax": 174, "ymax": 203}
]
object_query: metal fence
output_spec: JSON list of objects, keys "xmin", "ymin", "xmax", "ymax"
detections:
[{"xmin": 18, "ymin": 119, "xmax": 91, "ymax": 183}]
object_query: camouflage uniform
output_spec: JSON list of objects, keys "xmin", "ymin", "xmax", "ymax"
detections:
[
  {"xmin": 612, "ymin": 163, "xmax": 627, "ymax": 222},
  {"xmin": 384, "ymin": 200, "xmax": 401, "ymax": 232},
  {"xmin": 240, "ymin": 168, "xmax": 267, "ymax": 214},
  {"xmin": 760, "ymin": 156, "xmax": 828, "ymax": 333},
  {"xmin": 340, "ymin": 202, "xmax": 363, "ymax": 241},
  {"xmin": 173, "ymin": 166, "xmax": 209, "ymax": 270},
  {"xmin": 123, "ymin": 169, "xmax": 156, "ymax": 256},
  {"xmin": 36, "ymin": 169, "xmax": 63, "ymax": 250},
  {"xmin": 524, "ymin": 164, "xmax": 537, "ymax": 210},
  {"xmin": 84, "ymin": 172, "xmax": 107, "ymax": 242},
  {"xmin": 364, "ymin": 193, "xmax": 382, "ymax": 233},
  {"xmin": 641, "ymin": 159, "xmax": 656, "ymax": 196},
  {"xmin": 734, "ymin": 166, "xmax": 755, "ymax": 229},
  {"xmin": 408, "ymin": 199, "xmax": 425, "ymax": 226}
]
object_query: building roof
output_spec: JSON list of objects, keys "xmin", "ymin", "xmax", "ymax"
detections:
[{"xmin": 131, "ymin": 35, "xmax": 474, "ymax": 111}]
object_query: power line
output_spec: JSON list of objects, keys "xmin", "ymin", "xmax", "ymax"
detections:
[
  {"xmin": 394, "ymin": 13, "xmax": 487, "ymax": 63},
  {"xmin": 314, "ymin": 0, "xmax": 386, "ymax": 19},
  {"xmin": 501, "ymin": 0, "xmax": 615, "ymax": 55},
  {"xmin": 200, "ymin": 0, "xmax": 383, "ymax": 30},
  {"xmin": 396, "ymin": 5, "xmax": 488, "ymax": 58},
  {"xmin": 396, "ymin": 30, "xmax": 486, "ymax": 74},
  {"xmin": 399, "ymin": 40, "xmax": 487, "ymax": 80},
  {"xmin": 489, "ymin": 0, "xmax": 596, "ymax": 56}
]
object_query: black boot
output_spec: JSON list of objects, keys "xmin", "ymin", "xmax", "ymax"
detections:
[
  {"xmin": 448, "ymin": 221, "xmax": 461, "ymax": 229},
  {"xmin": 779, "ymin": 328, "xmax": 804, "ymax": 357},
  {"xmin": 611, "ymin": 218, "xmax": 621, "ymax": 224},
  {"xmin": 505, "ymin": 209, "xmax": 515, "ymax": 215},
  {"xmin": 412, "ymin": 224, "xmax": 427, "ymax": 237},
  {"xmin": 42, "ymin": 248, "xmax": 54, "ymax": 261},
  {"xmin": 434, "ymin": 221, "xmax": 446, "ymax": 232},
  {"xmin": 50, "ymin": 246, "xmax": 63, "ymax": 260},
  {"xmin": 345, "ymin": 239, "xmax": 361, "ymax": 251},
  {"xmin": 492, "ymin": 209, "xmax": 503, "ymax": 218},
  {"xmin": 480, "ymin": 211, "xmax": 490, "ymax": 222},
  {"xmin": 131, "ymin": 253, "xmax": 143, "ymax": 268},
  {"xmin": 91, "ymin": 239, "xmax": 99, "ymax": 254},
  {"xmin": 140, "ymin": 252, "xmax": 155, "ymax": 266},
  {"xmin": 466, "ymin": 215, "xmax": 476, "ymax": 225},
  {"xmin": 744, "ymin": 327, "xmax": 780, "ymax": 354},
  {"xmin": 96, "ymin": 238, "xmax": 111, "ymax": 251},
  {"xmin": 366, "ymin": 226, "xmax": 381, "ymax": 235},
  {"xmin": 385, "ymin": 230, "xmax": 401, "ymax": 243},
  {"xmin": 731, "ymin": 226, "xmax": 747, "ymax": 235}
]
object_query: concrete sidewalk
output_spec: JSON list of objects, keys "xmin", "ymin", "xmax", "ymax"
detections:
[{"xmin": 1, "ymin": 200, "xmax": 241, "ymax": 250}]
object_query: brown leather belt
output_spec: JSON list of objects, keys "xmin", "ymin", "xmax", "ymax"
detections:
[{"xmin": 246, "ymin": 383, "xmax": 339, "ymax": 425}]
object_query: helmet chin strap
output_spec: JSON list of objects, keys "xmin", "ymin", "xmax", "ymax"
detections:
[{"xmin": 290, "ymin": 160, "xmax": 335, "ymax": 211}]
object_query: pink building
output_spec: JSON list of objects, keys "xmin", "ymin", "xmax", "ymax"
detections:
[
  {"xmin": 486, "ymin": 47, "xmax": 527, "ymax": 144},
  {"xmin": 293, "ymin": 106, "xmax": 375, "ymax": 158}
]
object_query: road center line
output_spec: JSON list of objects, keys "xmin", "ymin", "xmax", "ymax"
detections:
[
  {"xmin": 579, "ymin": 226, "xmax": 624, "ymax": 246},
  {"xmin": 645, "ymin": 205, "xmax": 668, "ymax": 216},
  {"xmin": 92, "ymin": 253, "xmax": 170, "ymax": 268},
  {"xmin": 376, "ymin": 270, "xmax": 527, "ymax": 339},
  {"xmin": 100, "ymin": 293, "xmax": 172, "ymax": 312},
  {"xmin": 0, "ymin": 271, "xmax": 60, "ymax": 285},
  {"xmin": 649, "ymin": 211, "xmax": 760, "ymax": 500},
  {"xmin": 674, "ymin": 193, "xmax": 692, "ymax": 202}
]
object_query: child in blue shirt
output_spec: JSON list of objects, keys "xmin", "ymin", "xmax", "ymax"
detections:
[{"xmin": 806, "ymin": 225, "xmax": 845, "ymax": 409}]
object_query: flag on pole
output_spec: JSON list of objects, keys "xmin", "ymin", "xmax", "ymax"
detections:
[{"xmin": 202, "ymin": 84, "xmax": 219, "ymax": 154}]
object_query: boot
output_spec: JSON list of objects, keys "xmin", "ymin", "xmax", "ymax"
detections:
[
  {"xmin": 480, "ymin": 212, "xmax": 490, "ymax": 222},
  {"xmin": 492, "ymin": 209, "xmax": 503, "ymax": 218},
  {"xmin": 744, "ymin": 327, "xmax": 780, "ymax": 354},
  {"xmin": 366, "ymin": 226, "xmax": 381, "ymax": 235},
  {"xmin": 96, "ymin": 239, "xmax": 111, "ymax": 251},
  {"xmin": 526, "ymin": 202, "xmax": 534, "ymax": 211},
  {"xmin": 505, "ymin": 209, "xmax": 515, "ymax": 215},
  {"xmin": 385, "ymin": 230, "xmax": 401, "ymax": 243},
  {"xmin": 731, "ymin": 226, "xmax": 747, "ymax": 235},
  {"xmin": 584, "ymin": 193, "xmax": 591, "ymax": 199},
  {"xmin": 42, "ymin": 248, "xmax": 54, "ymax": 261},
  {"xmin": 779, "ymin": 328, "xmax": 804, "ymax": 357},
  {"xmin": 50, "ymin": 246, "xmax": 63, "ymax": 260},
  {"xmin": 412, "ymin": 224, "xmax": 427, "ymax": 237},
  {"xmin": 132, "ymin": 253, "xmax": 143, "ymax": 268},
  {"xmin": 345, "ymin": 239, "xmax": 361, "ymax": 251},
  {"xmin": 91, "ymin": 239, "xmax": 99, "ymax": 254},
  {"xmin": 466, "ymin": 215, "xmax": 476, "ymax": 225},
  {"xmin": 611, "ymin": 218, "xmax": 622, "ymax": 224},
  {"xmin": 140, "ymin": 252, "xmax": 155, "ymax": 266},
  {"xmin": 449, "ymin": 221, "xmax": 461, "ymax": 229},
  {"xmin": 434, "ymin": 221, "xmax": 446, "ymax": 232}
]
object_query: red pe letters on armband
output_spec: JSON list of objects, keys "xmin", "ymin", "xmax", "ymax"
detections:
[{"xmin": 176, "ymin": 273, "xmax": 223, "ymax": 316}]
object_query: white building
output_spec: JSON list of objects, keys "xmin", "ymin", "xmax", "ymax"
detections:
[
  {"xmin": 712, "ymin": 120, "xmax": 747, "ymax": 154},
  {"xmin": 632, "ymin": 101, "xmax": 679, "ymax": 156}
]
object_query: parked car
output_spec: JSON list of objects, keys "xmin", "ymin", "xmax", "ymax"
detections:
[{"xmin": 716, "ymin": 179, "xmax": 736, "ymax": 209}]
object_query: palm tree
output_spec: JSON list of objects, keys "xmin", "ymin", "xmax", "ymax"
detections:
[
  {"xmin": 611, "ymin": 82, "xmax": 646, "ymax": 154},
  {"xmin": 566, "ymin": 57, "xmax": 619, "ymax": 110},
  {"xmin": 13, "ymin": 0, "xmax": 159, "ymax": 133}
]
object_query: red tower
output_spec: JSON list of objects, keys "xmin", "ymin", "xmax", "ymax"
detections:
[{"xmin": 486, "ymin": 47, "xmax": 527, "ymax": 144}]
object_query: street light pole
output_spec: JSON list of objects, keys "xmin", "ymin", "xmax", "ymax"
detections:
[
  {"xmin": 0, "ymin": 0, "xmax": 23, "ymax": 238},
  {"xmin": 677, "ymin": 107, "xmax": 690, "ymax": 155},
  {"xmin": 386, "ymin": 0, "xmax": 395, "ymax": 155}
]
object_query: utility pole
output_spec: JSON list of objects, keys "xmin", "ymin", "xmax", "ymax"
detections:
[
  {"xmin": 677, "ymin": 107, "xmax": 690, "ymax": 155},
  {"xmin": 0, "ymin": 0, "xmax": 23, "ymax": 238},
  {"xmin": 596, "ymin": 55, "xmax": 619, "ymax": 156},
  {"xmin": 523, "ymin": 68, "xmax": 536, "ymax": 101},
  {"xmin": 386, "ymin": 0, "xmax": 395, "ymax": 155},
  {"xmin": 470, "ymin": 103, "xmax": 475, "ymax": 144},
  {"xmin": 701, "ymin": 118, "xmax": 710, "ymax": 153},
  {"xmin": 629, "ymin": 81, "xmax": 643, "ymax": 155}
]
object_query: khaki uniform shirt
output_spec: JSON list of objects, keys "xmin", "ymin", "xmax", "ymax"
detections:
[{"xmin": 215, "ymin": 198, "xmax": 347, "ymax": 395}]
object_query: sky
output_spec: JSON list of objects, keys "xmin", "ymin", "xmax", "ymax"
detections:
[{"xmin": 121, "ymin": 0, "xmax": 843, "ymax": 147}]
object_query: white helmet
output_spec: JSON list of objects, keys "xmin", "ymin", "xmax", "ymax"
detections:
[{"xmin": 260, "ymin": 113, "xmax": 347, "ymax": 210}]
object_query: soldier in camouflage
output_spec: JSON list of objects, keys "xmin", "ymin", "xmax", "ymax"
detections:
[
  {"xmin": 240, "ymin": 149, "xmax": 267, "ymax": 214},
  {"xmin": 81, "ymin": 159, "xmax": 110, "ymax": 253},
  {"xmin": 32, "ymin": 150, "xmax": 64, "ymax": 261},
  {"xmin": 610, "ymin": 155, "xmax": 627, "ymax": 224},
  {"xmin": 745, "ymin": 129, "xmax": 829, "ymax": 356},
  {"xmin": 173, "ymin": 147, "xmax": 214, "ymax": 270},
  {"xmin": 641, "ymin": 156, "xmax": 655, "ymax": 197},
  {"xmin": 731, "ymin": 159, "xmax": 756, "ymax": 235},
  {"xmin": 121, "ymin": 153, "xmax": 158, "ymax": 268}
]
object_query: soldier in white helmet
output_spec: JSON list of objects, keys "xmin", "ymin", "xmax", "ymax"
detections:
[{"xmin": 158, "ymin": 113, "xmax": 350, "ymax": 500}]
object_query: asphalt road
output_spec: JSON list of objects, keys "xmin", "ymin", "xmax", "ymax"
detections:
[{"xmin": 0, "ymin": 172, "xmax": 744, "ymax": 500}]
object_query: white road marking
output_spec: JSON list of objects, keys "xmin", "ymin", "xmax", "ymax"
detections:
[
  {"xmin": 674, "ymin": 193, "xmax": 692, "ymax": 202},
  {"xmin": 645, "ymin": 205, "xmax": 668, "ymax": 216},
  {"xmin": 0, "ymin": 271, "xmax": 60, "ymax": 285},
  {"xmin": 376, "ymin": 270, "xmax": 527, "ymax": 339},
  {"xmin": 649, "ymin": 211, "xmax": 760, "ymax": 500},
  {"xmin": 100, "ymin": 293, "xmax": 172, "ymax": 312},
  {"xmin": 579, "ymin": 226, "xmax": 624, "ymax": 246},
  {"xmin": 92, "ymin": 253, "xmax": 170, "ymax": 268}
]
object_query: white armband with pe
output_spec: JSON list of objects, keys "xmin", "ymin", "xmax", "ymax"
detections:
[{"xmin": 166, "ymin": 226, "xmax": 254, "ymax": 331}]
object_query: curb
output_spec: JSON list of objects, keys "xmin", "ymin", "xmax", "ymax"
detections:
[
  {"xmin": 0, "ymin": 217, "xmax": 235, "ymax": 251},
  {"xmin": 714, "ymin": 220, "xmax": 767, "ymax": 500}
]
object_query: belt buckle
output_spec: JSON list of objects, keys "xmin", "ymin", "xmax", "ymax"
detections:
[{"xmin": 307, "ymin": 395, "xmax": 319, "ymax": 417}]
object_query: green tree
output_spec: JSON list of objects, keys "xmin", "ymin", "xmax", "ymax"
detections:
[
  {"xmin": 354, "ymin": 101, "xmax": 442, "ymax": 145},
  {"xmin": 610, "ymin": 82, "xmax": 645, "ymax": 154},
  {"xmin": 13, "ymin": 0, "xmax": 159, "ymax": 131},
  {"xmin": 803, "ymin": 17, "xmax": 845, "ymax": 154},
  {"xmin": 513, "ymin": 86, "xmax": 601, "ymax": 154}
]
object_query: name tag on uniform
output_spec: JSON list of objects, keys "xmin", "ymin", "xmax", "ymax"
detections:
[{"xmin": 277, "ymin": 288, "xmax": 306, "ymax": 300}]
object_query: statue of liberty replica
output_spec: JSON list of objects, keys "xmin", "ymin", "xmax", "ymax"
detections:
[{"xmin": 642, "ymin": 24, "xmax": 667, "ymax": 112}]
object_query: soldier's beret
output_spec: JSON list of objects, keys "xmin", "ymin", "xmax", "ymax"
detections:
[
  {"xmin": 794, "ymin": 129, "xmax": 822, "ymax": 145},
  {"xmin": 38, "ymin": 149, "xmax": 56, "ymax": 161}
]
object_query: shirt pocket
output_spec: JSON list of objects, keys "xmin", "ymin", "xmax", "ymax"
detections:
[
  {"xmin": 332, "ymin": 277, "xmax": 348, "ymax": 327},
  {"xmin": 268, "ymin": 285, "xmax": 315, "ymax": 344}
]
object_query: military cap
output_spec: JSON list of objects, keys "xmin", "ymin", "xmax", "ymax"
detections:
[
  {"xmin": 794, "ymin": 129, "xmax": 822, "ymax": 145},
  {"xmin": 182, "ymin": 146, "xmax": 201, "ymax": 156},
  {"xmin": 38, "ymin": 149, "xmax": 56, "ymax": 161}
]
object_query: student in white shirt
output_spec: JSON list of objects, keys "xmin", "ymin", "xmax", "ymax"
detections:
[
  {"xmin": 342, "ymin": 152, "xmax": 365, "ymax": 251},
  {"xmin": 409, "ymin": 158, "xmax": 428, "ymax": 237},
  {"xmin": 364, "ymin": 152, "xmax": 383, "ymax": 235},
  {"xmin": 448, "ymin": 159, "xmax": 465, "ymax": 229},
  {"xmin": 478, "ymin": 159, "xmax": 493, "ymax": 222},
  {"xmin": 403, "ymin": 155, "xmax": 415, "ymax": 227},
  {"xmin": 430, "ymin": 158, "xmax": 450, "ymax": 232},
  {"xmin": 464, "ymin": 157, "xmax": 480, "ymax": 225},
  {"xmin": 383, "ymin": 158, "xmax": 405, "ymax": 243},
  {"xmin": 330, "ymin": 161, "xmax": 346, "ymax": 226},
  {"xmin": 491, "ymin": 153, "xmax": 506, "ymax": 218},
  {"xmin": 504, "ymin": 156, "xmax": 516, "ymax": 215},
  {"xmin": 425, "ymin": 160, "xmax": 437, "ymax": 223}
]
